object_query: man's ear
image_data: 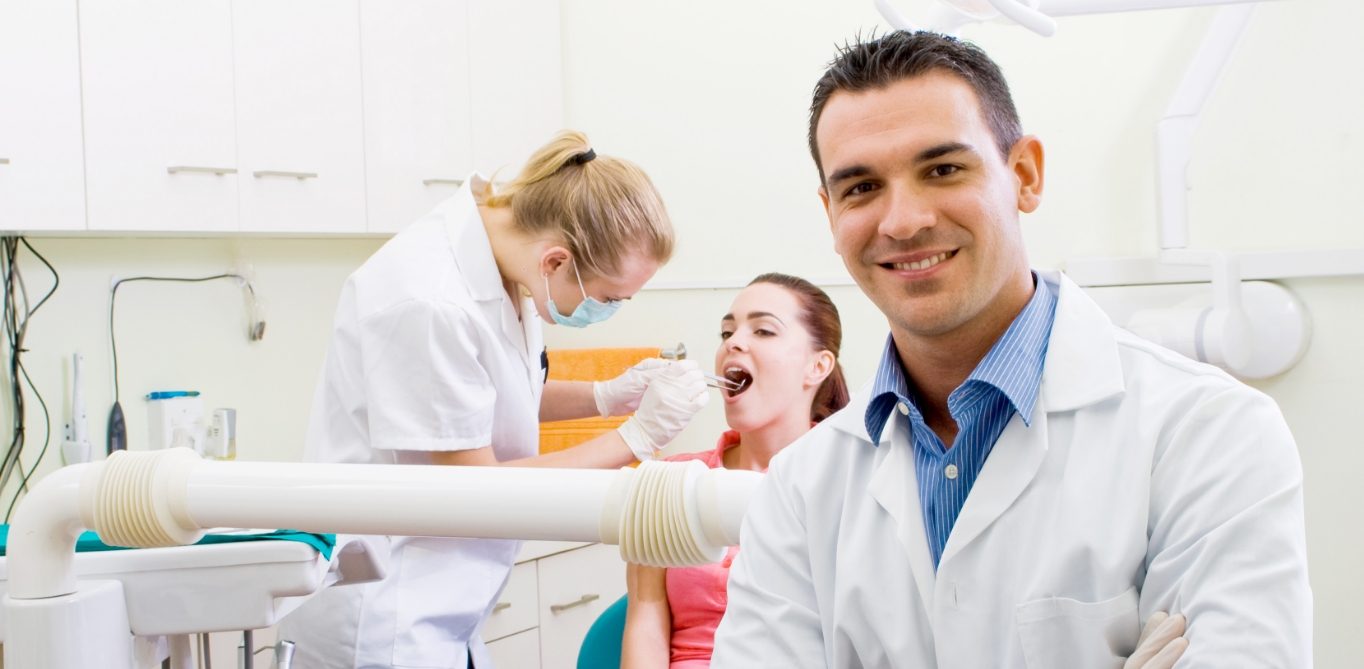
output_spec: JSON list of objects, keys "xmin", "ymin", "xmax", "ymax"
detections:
[
  {"xmin": 1009, "ymin": 135, "xmax": 1045, "ymax": 214},
  {"xmin": 818, "ymin": 185, "xmax": 833, "ymax": 231}
]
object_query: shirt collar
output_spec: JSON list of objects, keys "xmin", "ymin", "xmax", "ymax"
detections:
[
  {"xmin": 445, "ymin": 174, "xmax": 504, "ymax": 302},
  {"xmin": 862, "ymin": 272, "xmax": 1058, "ymax": 445}
]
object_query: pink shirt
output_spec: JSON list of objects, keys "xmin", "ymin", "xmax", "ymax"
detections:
[{"xmin": 663, "ymin": 431, "xmax": 745, "ymax": 669}]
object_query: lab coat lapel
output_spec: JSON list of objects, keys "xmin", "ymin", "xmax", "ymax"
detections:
[
  {"xmin": 938, "ymin": 271, "xmax": 1125, "ymax": 567},
  {"xmin": 938, "ymin": 406, "xmax": 1049, "ymax": 567},
  {"xmin": 832, "ymin": 390, "xmax": 937, "ymax": 611}
]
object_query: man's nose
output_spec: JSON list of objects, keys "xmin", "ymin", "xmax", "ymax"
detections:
[{"xmin": 877, "ymin": 185, "xmax": 936, "ymax": 240}]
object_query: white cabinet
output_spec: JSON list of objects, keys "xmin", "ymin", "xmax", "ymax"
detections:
[
  {"xmin": 4, "ymin": 0, "xmax": 562, "ymax": 236},
  {"xmin": 537, "ymin": 543, "xmax": 625, "ymax": 669},
  {"xmin": 0, "ymin": 0, "xmax": 87, "ymax": 232},
  {"xmin": 80, "ymin": 0, "xmax": 366, "ymax": 234},
  {"xmin": 79, "ymin": 0, "xmax": 241, "ymax": 232},
  {"xmin": 482, "ymin": 542, "xmax": 626, "ymax": 669},
  {"xmin": 467, "ymin": 0, "xmax": 564, "ymax": 179},
  {"xmin": 234, "ymin": 0, "xmax": 366, "ymax": 233},
  {"xmin": 360, "ymin": 0, "xmax": 475, "ymax": 233}
]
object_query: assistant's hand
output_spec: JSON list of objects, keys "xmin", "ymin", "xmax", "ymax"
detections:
[
  {"xmin": 593, "ymin": 358, "xmax": 674, "ymax": 417},
  {"xmin": 1123, "ymin": 612, "xmax": 1188, "ymax": 669},
  {"xmin": 616, "ymin": 361, "xmax": 709, "ymax": 461}
]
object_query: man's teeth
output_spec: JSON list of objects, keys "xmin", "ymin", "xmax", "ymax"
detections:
[{"xmin": 891, "ymin": 251, "xmax": 951, "ymax": 271}]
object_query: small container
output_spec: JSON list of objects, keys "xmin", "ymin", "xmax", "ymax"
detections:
[{"xmin": 205, "ymin": 408, "xmax": 237, "ymax": 460}]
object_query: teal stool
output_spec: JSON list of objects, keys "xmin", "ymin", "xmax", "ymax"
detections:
[{"xmin": 577, "ymin": 594, "xmax": 628, "ymax": 669}]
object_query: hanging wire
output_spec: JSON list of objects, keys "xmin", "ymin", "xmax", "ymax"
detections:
[
  {"xmin": 108, "ymin": 274, "xmax": 251, "ymax": 404},
  {"xmin": 0, "ymin": 237, "xmax": 60, "ymax": 522}
]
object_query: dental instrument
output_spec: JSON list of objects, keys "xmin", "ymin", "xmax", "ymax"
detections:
[{"xmin": 703, "ymin": 372, "xmax": 746, "ymax": 393}]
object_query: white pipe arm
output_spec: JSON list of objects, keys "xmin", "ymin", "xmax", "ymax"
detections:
[
  {"xmin": 1037, "ymin": 0, "xmax": 1268, "ymax": 16},
  {"xmin": 1157, "ymin": 3, "xmax": 1256, "ymax": 250},
  {"xmin": 6, "ymin": 450, "xmax": 761, "ymax": 600},
  {"xmin": 881, "ymin": 0, "xmax": 1275, "ymax": 35}
]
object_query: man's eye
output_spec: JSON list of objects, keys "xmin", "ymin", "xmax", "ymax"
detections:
[
  {"xmin": 844, "ymin": 182, "xmax": 876, "ymax": 198},
  {"xmin": 929, "ymin": 164, "xmax": 960, "ymax": 178}
]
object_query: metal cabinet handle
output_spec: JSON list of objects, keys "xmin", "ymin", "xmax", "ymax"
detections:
[
  {"xmin": 168, "ymin": 165, "xmax": 237, "ymax": 175},
  {"xmin": 0, "ymin": 158, "xmax": 10, "ymax": 165},
  {"xmin": 253, "ymin": 170, "xmax": 318, "ymax": 180},
  {"xmin": 549, "ymin": 593, "xmax": 600, "ymax": 614},
  {"xmin": 493, "ymin": 602, "xmax": 512, "ymax": 614},
  {"xmin": 422, "ymin": 178, "xmax": 464, "ymax": 187}
]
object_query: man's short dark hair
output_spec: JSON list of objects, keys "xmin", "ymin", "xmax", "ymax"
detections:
[{"xmin": 808, "ymin": 31, "xmax": 1023, "ymax": 183}]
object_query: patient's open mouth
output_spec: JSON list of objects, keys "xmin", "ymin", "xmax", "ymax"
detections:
[{"xmin": 724, "ymin": 368, "xmax": 752, "ymax": 398}]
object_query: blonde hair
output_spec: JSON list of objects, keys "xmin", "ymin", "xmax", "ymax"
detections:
[{"xmin": 481, "ymin": 130, "xmax": 674, "ymax": 279}]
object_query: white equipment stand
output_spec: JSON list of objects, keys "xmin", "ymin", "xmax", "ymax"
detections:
[{"xmin": 0, "ymin": 534, "xmax": 384, "ymax": 668}]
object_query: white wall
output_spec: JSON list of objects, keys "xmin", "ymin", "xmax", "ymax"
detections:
[
  {"xmin": 552, "ymin": 1, "xmax": 1363, "ymax": 665},
  {"xmin": 0, "ymin": 238, "xmax": 381, "ymax": 490},
  {"xmin": 0, "ymin": 0, "xmax": 1357, "ymax": 664}
]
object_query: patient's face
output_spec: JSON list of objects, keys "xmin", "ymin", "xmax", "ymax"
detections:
[{"xmin": 715, "ymin": 283, "xmax": 819, "ymax": 432}]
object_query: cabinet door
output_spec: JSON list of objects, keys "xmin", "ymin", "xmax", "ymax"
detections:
[
  {"xmin": 537, "ymin": 544, "xmax": 626, "ymax": 669},
  {"xmin": 359, "ymin": 0, "xmax": 474, "ymax": 233},
  {"xmin": 233, "ymin": 0, "xmax": 366, "ymax": 233},
  {"xmin": 0, "ymin": 0, "xmax": 86, "ymax": 232},
  {"xmin": 467, "ymin": 0, "xmax": 563, "ymax": 176},
  {"xmin": 80, "ymin": 0, "xmax": 240, "ymax": 232}
]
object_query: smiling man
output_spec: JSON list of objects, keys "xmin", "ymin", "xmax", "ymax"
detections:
[{"xmin": 711, "ymin": 31, "xmax": 1311, "ymax": 668}]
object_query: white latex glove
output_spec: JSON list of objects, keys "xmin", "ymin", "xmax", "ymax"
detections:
[
  {"xmin": 592, "ymin": 358, "xmax": 674, "ymax": 417},
  {"xmin": 616, "ymin": 361, "xmax": 709, "ymax": 461},
  {"xmin": 1123, "ymin": 612, "xmax": 1188, "ymax": 669}
]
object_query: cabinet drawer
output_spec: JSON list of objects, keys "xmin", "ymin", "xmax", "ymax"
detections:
[
  {"xmin": 482, "ymin": 561, "xmax": 538, "ymax": 643},
  {"xmin": 486, "ymin": 627, "xmax": 540, "ymax": 669},
  {"xmin": 536, "ymin": 543, "xmax": 626, "ymax": 669}
]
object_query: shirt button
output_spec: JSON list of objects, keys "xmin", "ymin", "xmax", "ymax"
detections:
[
  {"xmin": 897, "ymin": 402, "xmax": 910, "ymax": 416},
  {"xmin": 945, "ymin": 464, "xmax": 959, "ymax": 480}
]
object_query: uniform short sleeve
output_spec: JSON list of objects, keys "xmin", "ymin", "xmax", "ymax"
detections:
[{"xmin": 359, "ymin": 298, "xmax": 495, "ymax": 452}]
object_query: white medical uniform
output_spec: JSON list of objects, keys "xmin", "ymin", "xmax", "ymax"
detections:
[
  {"xmin": 279, "ymin": 176, "xmax": 544, "ymax": 669},
  {"xmin": 712, "ymin": 271, "xmax": 1312, "ymax": 668}
]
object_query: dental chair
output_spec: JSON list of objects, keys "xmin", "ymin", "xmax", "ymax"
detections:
[{"xmin": 577, "ymin": 594, "xmax": 628, "ymax": 669}]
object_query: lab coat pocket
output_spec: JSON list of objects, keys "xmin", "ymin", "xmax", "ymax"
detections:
[{"xmin": 1015, "ymin": 586, "xmax": 1140, "ymax": 669}]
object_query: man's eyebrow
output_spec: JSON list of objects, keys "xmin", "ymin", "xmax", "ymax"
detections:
[
  {"xmin": 915, "ymin": 142, "xmax": 974, "ymax": 163},
  {"xmin": 825, "ymin": 165, "xmax": 870, "ymax": 189}
]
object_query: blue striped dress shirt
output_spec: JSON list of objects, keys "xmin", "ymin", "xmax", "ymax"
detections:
[{"xmin": 863, "ymin": 273, "xmax": 1058, "ymax": 568}]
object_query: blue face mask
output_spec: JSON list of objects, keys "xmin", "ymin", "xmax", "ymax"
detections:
[{"xmin": 543, "ymin": 261, "xmax": 621, "ymax": 328}]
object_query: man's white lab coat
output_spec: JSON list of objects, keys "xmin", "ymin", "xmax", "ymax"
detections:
[{"xmin": 712, "ymin": 271, "xmax": 1311, "ymax": 668}]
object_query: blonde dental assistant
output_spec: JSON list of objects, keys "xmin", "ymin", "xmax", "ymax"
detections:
[{"xmin": 279, "ymin": 131, "xmax": 709, "ymax": 669}]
